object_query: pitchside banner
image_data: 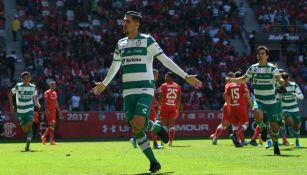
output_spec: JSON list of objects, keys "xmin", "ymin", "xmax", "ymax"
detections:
[{"xmin": 1, "ymin": 111, "xmax": 307, "ymax": 139}]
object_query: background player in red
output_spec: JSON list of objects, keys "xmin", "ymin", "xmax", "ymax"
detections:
[
  {"xmin": 158, "ymin": 72, "xmax": 182, "ymax": 146},
  {"xmin": 210, "ymin": 72, "xmax": 235, "ymax": 145},
  {"xmin": 41, "ymin": 81, "xmax": 62, "ymax": 145},
  {"xmin": 225, "ymin": 71, "xmax": 253, "ymax": 146}
]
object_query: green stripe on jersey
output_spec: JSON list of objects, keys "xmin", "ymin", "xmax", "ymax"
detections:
[
  {"xmin": 123, "ymin": 64, "xmax": 147, "ymax": 74},
  {"xmin": 123, "ymin": 80, "xmax": 154, "ymax": 90},
  {"xmin": 255, "ymin": 94, "xmax": 276, "ymax": 101},
  {"xmin": 18, "ymin": 98, "xmax": 33, "ymax": 102},
  {"xmin": 17, "ymin": 104, "xmax": 34, "ymax": 109}
]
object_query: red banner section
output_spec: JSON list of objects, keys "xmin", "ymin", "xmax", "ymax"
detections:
[
  {"xmin": 56, "ymin": 111, "xmax": 226, "ymax": 138},
  {"xmin": 1, "ymin": 111, "xmax": 228, "ymax": 138}
]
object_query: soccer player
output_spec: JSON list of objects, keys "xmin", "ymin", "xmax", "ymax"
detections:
[
  {"xmin": 41, "ymin": 81, "xmax": 62, "ymax": 145},
  {"xmin": 210, "ymin": 72, "xmax": 235, "ymax": 145},
  {"xmin": 8, "ymin": 71, "xmax": 41, "ymax": 151},
  {"xmin": 226, "ymin": 46, "xmax": 285, "ymax": 155},
  {"xmin": 158, "ymin": 72, "xmax": 182, "ymax": 147},
  {"xmin": 226, "ymin": 71, "xmax": 253, "ymax": 146},
  {"xmin": 281, "ymin": 72, "xmax": 304, "ymax": 148},
  {"xmin": 92, "ymin": 11, "xmax": 202, "ymax": 173}
]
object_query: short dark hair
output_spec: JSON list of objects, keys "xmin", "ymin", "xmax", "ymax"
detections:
[
  {"xmin": 21, "ymin": 71, "xmax": 31, "ymax": 78},
  {"xmin": 125, "ymin": 11, "xmax": 142, "ymax": 23},
  {"xmin": 227, "ymin": 72, "xmax": 235, "ymax": 78},
  {"xmin": 281, "ymin": 73, "xmax": 288, "ymax": 79},
  {"xmin": 235, "ymin": 71, "xmax": 243, "ymax": 78},
  {"xmin": 256, "ymin": 45, "xmax": 269, "ymax": 55},
  {"xmin": 166, "ymin": 72, "xmax": 176, "ymax": 79}
]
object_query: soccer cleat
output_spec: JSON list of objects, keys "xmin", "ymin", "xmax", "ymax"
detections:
[
  {"xmin": 129, "ymin": 138, "xmax": 138, "ymax": 149},
  {"xmin": 295, "ymin": 140, "xmax": 301, "ymax": 148},
  {"xmin": 156, "ymin": 122, "xmax": 169, "ymax": 144},
  {"xmin": 265, "ymin": 140, "xmax": 273, "ymax": 149},
  {"xmin": 230, "ymin": 134, "xmax": 242, "ymax": 147},
  {"xmin": 260, "ymin": 128, "xmax": 267, "ymax": 142},
  {"xmin": 169, "ymin": 142, "xmax": 173, "ymax": 147},
  {"xmin": 274, "ymin": 144, "xmax": 281, "ymax": 156},
  {"xmin": 283, "ymin": 140, "xmax": 290, "ymax": 146},
  {"xmin": 25, "ymin": 143, "xmax": 30, "ymax": 152},
  {"xmin": 41, "ymin": 136, "xmax": 46, "ymax": 145},
  {"xmin": 249, "ymin": 139, "xmax": 258, "ymax": 146},
  {"xmin": 50, "ymin": 141, "xmax": 57, "ymax": 145},
  {"xmin": 212, "ymin": 137, "xmax": 217, "ymax": 145},
  {"xmin": 147, "ymin": 162, "xmax": 161, "ymax": 173},
  {"xmin": 153, "ymin": 144, "xmax": 164, "ymax": 149}
]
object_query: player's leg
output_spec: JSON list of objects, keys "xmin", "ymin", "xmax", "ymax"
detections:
[
  {"xmin": 211, "ymin": 105, "xmax": 230, "ymax": 144},
  {"xmin": 127, "ymin": 94, "xmax": 162, "ymax": 173},
  {"xmin": 292, "ymin": 112, "xmax": 302, "ymax": 148},
  {"xmin": 19, "ymin": 112, "xmax": 34, "ymax": 151},
  {"xmin": 268, "ymin": 103, "xmax": 282, "ymax": 155},
  {"xmin": 168, "ymin": 116, "xmax": 176, "ymax": 146},
  {"xmin": 149, "ymin": 109, "xmax": 159, "ymax": 148},
  {"xmin": 250, "ymin": 125, "xmax": 261, "ymax": 146},
  {"xmin": 253, "ymin": 101, "xmax": 268, "ymax": 142}
]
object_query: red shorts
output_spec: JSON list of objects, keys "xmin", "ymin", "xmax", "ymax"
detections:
[
  {"xmin": 222, "ymin": 105, "xmax": 249, "ymax": 125},
  {"xmin": 159, "ymin": 107, "xmax": 178, "ymax": 119},
  {"xmin": 46, "ymin": 110, "xmax": 56, "ymax": 125},
  {"xmin": 149, "ymin": 105, "xmax": 156, "ymax": 121}
]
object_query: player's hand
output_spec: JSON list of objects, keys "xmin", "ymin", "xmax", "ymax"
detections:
[
  {"xmin": 92, "ymin": 82, "xmax": 106, "ymax": 95},
  {"xmin": 185, "ymin": 75, "xmax": 203, "ymax": 89},
  {"xmin": 37, "ymin": 103, "xmax": 41, "ymax": 110},
  {"xmin": 225, "ymin": 77, "xmax": 231, "ymax": 83},
  {"xmin": 10, "ymin": 105, "xmax": 15, "ymax": 113}
]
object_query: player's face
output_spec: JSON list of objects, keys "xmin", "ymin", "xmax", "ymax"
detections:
[
  {"xmin": 123, "ymin": 15, "xmax": 139, "ymax": 35},
  {"xmin": 153, "ymin": 71, "xmax": 159, "ymax": 82},
  {"xmin": 257, "ymin": 49, "xmax": 268, "ymax": 64},
  {"xmin": 50, "ymin": 82, "xmax": 57, "ymax": 90},
  {"xmin": 21, "ymin": 75, "xmax": 31, "ymax": 84}
]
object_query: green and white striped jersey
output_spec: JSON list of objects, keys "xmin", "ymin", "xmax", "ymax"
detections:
[
  {"xmin": 281, "ymin": 81, "xmax": 303, "ymax": 113},
  {"xmin": 114, "ymin": 33, "xmax": 163, "ymax": 97},
  {"xmin": 11, "ymin": 83, "xmax": 37, "ymax": 114},
  {"xmin": 245, "ymin": 63, "xmax": 280, "ymax": 105}
]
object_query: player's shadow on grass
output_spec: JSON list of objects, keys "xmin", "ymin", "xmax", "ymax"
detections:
[
  {"xmin": 168, "ymin": 145, "xmax": 191, "ymax": 148},
  {"xmin": 20, "ymin": 150, "xmax": 43, "ymax": 153},
  {"xmin": 280, "ymin": 147, "xmax": 307, "ymax": 151},
  {"xmin": 121, "ymin": 171, "xmax": 174, "ymax": 175},
  {"xmin": 264, "ymin": 154, "xmax": 300, "ymax": 157}
]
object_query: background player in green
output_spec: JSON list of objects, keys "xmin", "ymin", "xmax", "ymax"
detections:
[
  {"xmin": 92, "ymin": 11, "xmax": 202, "ymax": 173},
  {"xmin": 8, "ymin": 71, "xmax": 40, "ymax": 151},
  {"xmin": 281, "ymin": 72, "xmax": 304, "ymax": 148},
  {"xmin": 226, "ymin": 46, "xmax": 285, "ymax": 155}
]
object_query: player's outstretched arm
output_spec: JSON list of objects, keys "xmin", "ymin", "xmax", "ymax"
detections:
[
  {"xmin": 185, "ymin": 75, "xmax": 203, "ymax": 89},
  {"xmin": 92, "ymin": 59, "xmax": 121, "ymax": 95},
  {"xmin": 226, "ymin": 75, "xmax": 249, "ymax": 84}
]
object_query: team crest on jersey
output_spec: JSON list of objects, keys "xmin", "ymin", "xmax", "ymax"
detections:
[
  {"xmin": 136, "ymin": 39, "xmax": 141, "ymax": 46},
  {"xmin": 119, "ymin": 40, "xmax": 128, "ymax": 47}
]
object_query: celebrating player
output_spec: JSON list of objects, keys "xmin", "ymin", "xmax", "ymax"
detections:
[
  {"xmin": 227, "ymin": 46, "xmax": 285, "ymax": 155},
  {"xmin": 41, "ymin": 81, "xmax": 63, "ymax": 145},
  {"xmin": 92, "ymin": 11, "xmax": 202, "ymax": 173},
  {"xmin": 158, "ymin": 72, "xmax": 182, "ymax": 147},
  {"xmin": 8, "ymin": 71, "xmax": 41, "ymax": 151},
  {"xmin": 281, "ymin": 72, "xmax": 304, "ymax": 148}
]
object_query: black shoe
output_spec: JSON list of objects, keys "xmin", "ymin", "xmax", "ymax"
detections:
[
  {"xmin": 147, "ymin": 162, "xmax": 161, "ymax": 173},
  {"xmin": 274, "ymin": 144, "xmax": 281, "ymax": 156},
  {"xmin": 249, "ymin": 139, "xmax": 258, "ymax": 146},
  {"xmin": 230, "ymin": 134, "xmax": 242, "ymax": 147},
  {"xmin": 260, "ymin": 128, "xmax": 267, "ymax": 142},
  {"xmin": 25, "ymin": 143, "xmax": 30, "ymax": 152},
  {"xmin": 156, "ymin": 122, "xmax": 169, "ymax": 144}
]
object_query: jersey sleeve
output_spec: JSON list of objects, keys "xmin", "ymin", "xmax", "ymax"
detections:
[
  {"xmin": 160, "ymin": 84, "xmax": 166, "ymax": 95},
  {"xmin": 11, "ymin": 85, "xmax": 17, "ymax": 94},
  {"xmin": 113, "ymin": 42, "xmax": 122, "ymax": 61},
  {"xmin": 271, "ymin": 66, "xmax": 280, "ymax": 76},
  {"xmin": 295, "ymin": 83, "xmax": 304, "ymax": 100},
  {"xmin": 44, "ymin": 91, "xmax": 48, "ymax": 99},
  {"xmin": 242, "ymin": 83, "xmax": 249, "ymax": 93},
  {"xmin": 244, "ymin": 66, "xmax": 253, "ymax": 79},
  {"xmin": 147, "ymin": 35, "xmax": 163, "ymax": 58}
]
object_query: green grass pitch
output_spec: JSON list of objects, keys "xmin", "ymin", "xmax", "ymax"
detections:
[{"xmin": 0, "ymin": 138, "xmax": 307, "ymax": 175}]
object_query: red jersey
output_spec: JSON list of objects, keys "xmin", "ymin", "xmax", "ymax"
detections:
[
  {"xmin": 160, "ymin": 82, "xmax": 182, "ymax": 111},
  {"xmin": 44, "ymin": 89, "xmax": 57, "ymax": 111},
  {"xmin": 225, "ymin": 83, "xmax": 248, "ymax": 107}
]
